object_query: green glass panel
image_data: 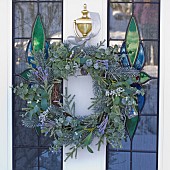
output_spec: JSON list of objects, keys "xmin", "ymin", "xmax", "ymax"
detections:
[
  {"xmin": 126, "ymin": 17, "xmax": 140, "ymax": 66},
  {"xmin": 126, "ymin": 115, "xmax": 139, "ymax": 139},
  {"xmin": 140, "ymin": 72, "xmax": 151, "ymax": 84},
  {"xmin": 19, "ymin": 68, "xmax": 31, "ymax": 80},
  {"xmin": 32, "ymin": 15, "xmax": 45, "ymax": 52}
]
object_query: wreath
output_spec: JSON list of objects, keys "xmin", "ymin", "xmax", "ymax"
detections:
[{"xmin": 14, "ymin": 40, "xmax": 145, "ymax": 161}]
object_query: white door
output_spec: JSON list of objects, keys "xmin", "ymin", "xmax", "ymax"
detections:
[{"xmin": 0, "ymin": 0, "xmax": 169, "ymax": 170}]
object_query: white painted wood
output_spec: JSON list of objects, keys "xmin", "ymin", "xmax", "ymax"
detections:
[
  {"xmin": 63, "ymin": 1, "xmax": 107, "ymax": 170},
  {"xmin": 63, "ymin": 0, "xmax": 107, "ymax": 47},
  {"xmin": 63, "ymin": 75, "xmax": 106, "ymax": 170},
  {"xmin": 0, "ymin": 0, "xmax": 12, "ymax": 169},
  {"xmin": 159, "ymin": 1, "xmax": 170, "ymax": 170}
]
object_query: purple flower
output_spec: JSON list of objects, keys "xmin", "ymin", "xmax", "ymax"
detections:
[
  {"xmin": 37, "ymin": 66, "xmax": 43, "ymax": 71},
  {"xmin": 97, "ymin": 115, "xmax": 108, "ymax": 135}
]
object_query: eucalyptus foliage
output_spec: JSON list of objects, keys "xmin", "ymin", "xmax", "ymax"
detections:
[{"xmin": 14, "ymin": 41, "xmax": 144, "ymax": 161}]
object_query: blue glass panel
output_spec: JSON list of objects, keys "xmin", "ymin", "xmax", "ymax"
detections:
[
  {"xmin": 120, "ymin": 42, "xmax": 130, "ymax": 67},
  {"xmin": 108, "ymin": 152, "xmax": 130, "ymax": 170},
  {"xmin": 131, "ymin": 83, "xmax": 145, "ymax": 112},
  {"xmin": 45, "ymin": 41, "xmax": 49, "ymax": 59},
  {"xmin": 133, "ymin": 116, "xmax": 157, "ymax": 151},
  {"xmin": 39, "ymin": 150, "xmax": 62, "ymax": 170},
  {"xmin": 134, "ymin": 43, "xmax": 145, "ymax": 70},
  {"xmin": 138, "ymin": 92, "xmax": 145, "ymax": 112},
  {"xmin": 132, "ymin": 153, "xmax": 156, "ymax": 170},
  {"xmin": 26, "ymin": 41, "xmax": 36, "ymax": 68}
]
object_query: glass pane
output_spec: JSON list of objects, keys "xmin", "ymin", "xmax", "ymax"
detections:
[
  {"xmin": 14, "ymin": 39, "xmax": 29, "ymax": 76},
  {"xmin": 132, "ymin": 153, "xmax": 156, "ymax": 170},
  {"xmin": 39, "ymin": 2, "xmax": 62, "ymax": 38},
  {"xmin": 142, "ymin": 41, "xmax": 158, "ymax": 67},
  {"xmin": 142, "ymin": 79, "xmax": 158, "ymax": 115},
  {"xmin": 39, "ymin": 149, "xmax": 62, "ymax": 170},
  {"xmin": 108, "ymin": 152, "xmax": 130, "ymax": 170},
  {"xmin": 40, "ymin": 134, "xmax": 54, "ymax": 147},
  {"xmin": 14, "ymin": 111, "xmax": 38, "ymax": 146},
  {"xmin": 14, "ymin": 3, "xmax": 38, "ymax": 37},
  {"xmin": 134, "ymin": 4, "xmax": 159, "ymax": 39},
  {"xmin": 13, "ymin": 39, "xmax": 30, "ymax": 111},
  {"xmin": 109, "ymin": 137, "xmax": 131, "ymax": 150},
  {"xmin": 109, "ymin": 40, "xmax": 123, "ymax": 48},
  {"xmin": 109, "ymin": 3, "xmax": 132, "ymax": 39},
  {"xmin": 14, "ymin": 148, "xmax": 38, "ymax": 170},
  {"xmin": 133, "ymin": 116, "xmax": 157, "ymax": 151}
]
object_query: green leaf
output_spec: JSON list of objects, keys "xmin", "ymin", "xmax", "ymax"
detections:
[
  {"xmin": 140, "ymin": 72, "xmax": 151, "ymax": 84},
  {"xmin": 87, "ymin": 145, "xmax": 94, "ymax": 153},
  {"xmin": 83, "ymin": 132, "xmax": 93, "ymax": 146},
  {"xmin": 19, "ymin": 69, "xmax": 31, "ymax": 80},
  {"xmin": 126, "ymin": 17, "xmax": 140, "ymax": 66},
  {"xmin": 32, "ymin": 15, "xmax": 45, "ymax": 52},
  {"xmin": 41, "ymin": 98, "xmax": 48, "ymax": 110},
  {"xmin": 126, "ymin": 116, "xmax": 139, "ymax": 139},
  {"xmin": 114, "ymin": 96, "xmax": 120, "ymax": 105}
]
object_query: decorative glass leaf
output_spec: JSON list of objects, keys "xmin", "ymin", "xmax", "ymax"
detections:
[
  {"xmin": 126, "ymin": 17, "xmax": 140, "ymax": 66},
  {"xmin": 120, "ymin": 42, "xmax": 130, "ymax": 67},
  {"xmin": 140, "ymin": 72, "xmax": 151, "ymax": 84},
  {"xmin": 26, "ymin": 41, "xmax": 36, "ymax": 68},
  {"xmin": 138, "ymin": 92, "xmax": 145, "ymax": 112},
  {"xmin": 126, "ymin": 115, "xmax": 139, "ymax": 139},
  {"xmin": 45, "ymin": 41, "xmax": 49, "ymax": 59},
  {"xmin": 19, "ymin": 69, "xmax": 31, "ymax": 80},
  {"xmin": 32, "ymin": 15, "xmax": 45, "ymax": 52},
  {"xmin": 134, "ymin": 43, "xmax": 145, "ymax": 70}
]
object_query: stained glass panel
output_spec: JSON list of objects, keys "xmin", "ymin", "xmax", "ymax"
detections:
[
  {"xmin": 108, "ymin": 0, "xmax": 159, "ymax": 168},
  {"xmin": 13, "ymin": 0, "xmax": 63, "ymax": 169},
  {"xmin": 32, "ymin": 15, "xmax": 45, "ymax": 51},
  {"xmin": 134, "ymin": 43, "xmax": 145, "ymax": 70},
  {"xmin": 126, "ymin": 17, "xmax": 140, "ymax": 66}
]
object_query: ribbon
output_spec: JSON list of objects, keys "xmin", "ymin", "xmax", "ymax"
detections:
[{"xmin": 67, "ymin": 12, "xmax": 101, "ymax": 46}]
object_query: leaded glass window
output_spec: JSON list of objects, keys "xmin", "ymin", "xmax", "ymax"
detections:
[
  {"xmin": 107, "ymin": 0, "xmax": 160, "ymax": 170},
  {"xmin": 12, "ymin": 1, "xmax": 63, "ymax": 169}
]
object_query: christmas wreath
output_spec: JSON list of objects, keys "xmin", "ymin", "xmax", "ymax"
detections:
[{"xmin": 14, "ymin": 15, "xmax": 151, "ymax": 161}]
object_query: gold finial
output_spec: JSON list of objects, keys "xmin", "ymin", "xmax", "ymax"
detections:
[{"xmin": 74, "ymin": 4, "xmax": 92, "ymax": 38}]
